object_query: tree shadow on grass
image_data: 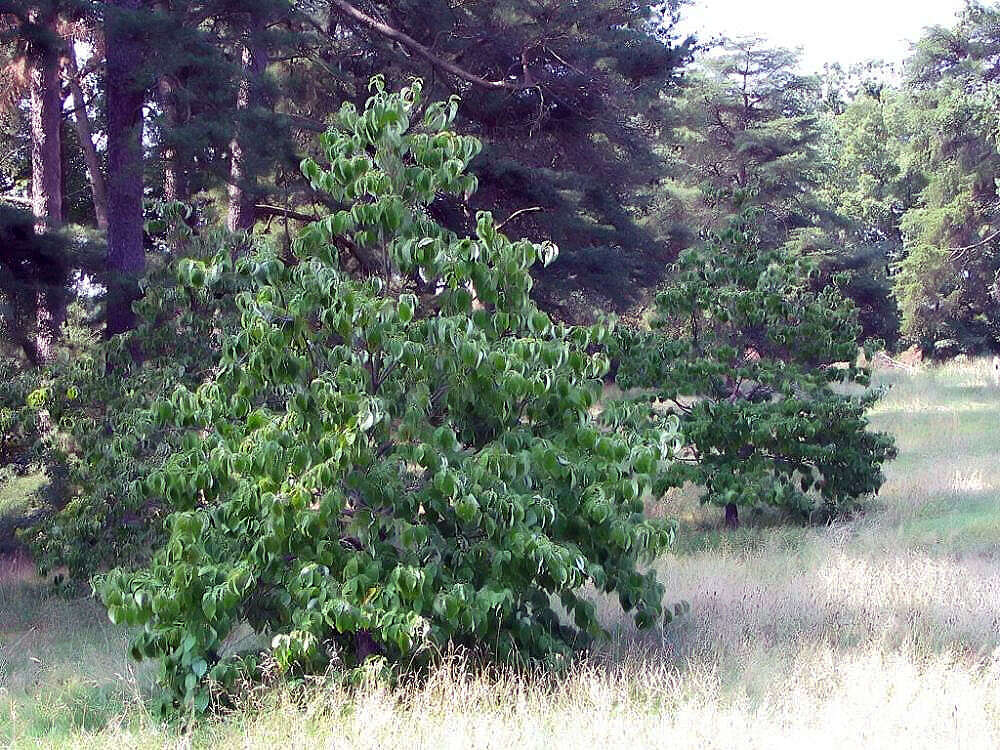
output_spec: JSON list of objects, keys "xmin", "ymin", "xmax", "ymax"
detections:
[
  {"xmin": 0, "ymin": 571, "xmax": 156, "ymax": 744},
  {"xmin": 656, "ymin": 482, "xmax": 875, "ymax": 558}
]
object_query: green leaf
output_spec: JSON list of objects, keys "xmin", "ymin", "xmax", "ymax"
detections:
[
  {"xmin": 398, "ymin": 294, "xmax": 417, "ymax": 324},
  {"xmin": 202, "ymin": 592, "xmax": 217, "ymax": 620},
  {"xmin": 192, "ymin": 659, "xmax": 208, "ymax": 678}
]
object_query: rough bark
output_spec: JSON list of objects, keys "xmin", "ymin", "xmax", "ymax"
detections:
[
  {"xmin": 158, "ymin": 74, "xmax": 187, "ymax": 203},
  {"xmin": 29, "ymin": 11, "xmax": 63, "ymax": 231},
  {"xmin": 34, "ymin": 289, "xmax": 62, "ymax": 362},
  {"xmin": 104, "ymin": 0, "xmax": 147, "ymax": 339},
  {"xmin": 28, "ymin": 10, "xmax": 64, "ymax": 362},
  {"xmin": 227, "ymin": 16, "xmax": 269, "ymax": 234},
  {"xmin": 62, "ymin": 45, "xmax": 109, "ymax": 230},
  {"xmin": 155, "ymin": 1, "xmax": 187, "ymax": 203}
]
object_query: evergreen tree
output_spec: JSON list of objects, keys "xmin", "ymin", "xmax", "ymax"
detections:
[
  {"xmin": 62, "ymin": 32, "xmax": 108, "ymax": 229},
  {"xmin": 671, "ymin": 41, "xmax": 907, "ymax": 346},
  {"xmin": 26, "ymin": 4, "xmax": 62, "ymax": 231},
  {"xmin": 0, "ymin": 2, "xmax": 67, "ymax": 360},
  {"xmin": 666, "ymin": 38, "xmax": 822, "ymax": 242},
  {"xmin": 275, "ymin": 0, "xmax": 695, "ymax": 316},
  {"xmin": 225, "ymin": 5, "xmax": 271, "ymax": 232},
  {"xmin": 791, "ymin": 86, "xmax": 913, "ymax": 346},
  {"xmin": 0, "ymin": 1, "xmax": 66, "ymax": 231},
  {"xmin": 892, "ymin": 2, "xmax": 1000, "ymax": 355},
  {"xmin": 0, "ymin": 204, "xmax": 72, "ymax": 365},
  {"xmin": 103, "ymin": 0, "xmax": 147, "ymax": 338},
  {"xmin": 7, "ymin": 1, "xmax": 696, "ymax": 330}
]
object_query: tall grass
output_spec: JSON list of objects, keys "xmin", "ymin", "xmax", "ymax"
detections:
[{"xmin": 2, "ymin": 361, "xmax": 1000, "ymax": 748}]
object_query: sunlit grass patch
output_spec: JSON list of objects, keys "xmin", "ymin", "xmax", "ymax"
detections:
[
  {"xmin": 899, "ymin": 497, "xmax": 1000, "ymax": 555},
  {"xmin": 0, "ymin": 473, "xmax": 48, "ymax": 519}
]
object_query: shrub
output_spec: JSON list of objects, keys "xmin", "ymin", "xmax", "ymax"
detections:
[
  {"xmin": 618, "ymin": 211, "xmax": 896, "ymax": 524},
  {"xmin": 12, "ymin": 205, "xmax": 252, "ymax": 579},
  {"xmin": 94, "ymin": 79, "xmax": 680, "ymax": 714}
]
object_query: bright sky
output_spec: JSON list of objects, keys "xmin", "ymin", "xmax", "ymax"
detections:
[{"xmin": 678, "ymin": 0, "xmax": 969, "ymax": 71}]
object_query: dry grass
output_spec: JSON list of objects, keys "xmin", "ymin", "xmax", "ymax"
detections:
[{"xmin": 3, "ymin": 360, "xmax": 1000, "ymax": 748}]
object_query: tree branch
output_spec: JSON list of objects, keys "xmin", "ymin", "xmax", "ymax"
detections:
[
  {"xmin": 279, "ymin": 112, "xmax": 327, "ymax": 133},
  {"xmin": 328, "ymin": 0, "xmax": 525, "ymax": 91},
  {"xmin": 254, "ymin": 203, "xmax": 380, "ymax": 273},
  {"xmin": 497, "ymin": 206, "xmax": 542, "ymax": 230},
  {"xmin": 254, "ymin": 203, "xmax": 317, "ymax": 223},
  {"xmin": 62, "ymin": 46, "xmax": 108, "ymax": 230},
  {"xmin": 950, "ymin": 227, "xmax": 1000, "ymax": 257}
]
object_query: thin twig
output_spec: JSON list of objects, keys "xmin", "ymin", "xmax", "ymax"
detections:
[{"xmin": 497, "ymin": 206, "xmax": 543, "ymax": 230}]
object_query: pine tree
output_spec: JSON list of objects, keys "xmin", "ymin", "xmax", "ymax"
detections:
[
  {"xmin": 666, "ymin": 38, "xmax": 822, "ymax": 242},
  {"xmin": 0, "ymin": 204, "xmax": 72, "ymax": 365},
  {"xmin": 8, "ymin": 2, "xmax": 694, "ymax": 331},
  {"xmin": 0, "ymin": 2, "xmax": 65, "ymax": 230},
  {"xmin": 26, "ymin": 4, "xmax": 62, "ymax": 231},
  {"xmin": 225, "ymin": 1, "xmax": 289, "ymax": 233},
  {"xmin": 274, "ymin": 0, "xmax": 695, "ymax": 316},
  {"xmin": 892, "ymin": 3, "xmax": 1000, "ymax": 355},
  {"xmin": 792, "ymin": 85, "xmax": 913, "ymax": 346},
  {"xmin": 141, "ymin": 1, "xmax": 313, "ymax": 232},
  {"xmin": 62, "ymin": 34, "xmax": 108, "ymax": 229},
  {"xmin": 104, "ymin": 0, "xmax": 147, "ymax": 338},
  {"xmin": 0, "ymin": 1, "xmax": 70, "ymax": 360}
]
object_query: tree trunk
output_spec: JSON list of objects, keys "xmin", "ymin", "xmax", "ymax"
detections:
[
  {"xmin": 34, "ymin": 289, "xmax": 63, "ymax": 362},
  {"xmin": 155, "ymin": 1, "xmax": 187, "ymax": 203},
  {"xmin": 29, "ymin": 12, "xmax": 63, "ymax": 231},
  {"xmin": 28, "ymin": 10, "xmax": 64, "ymax": 362},
  {"xmin": 227, "ymin": 16, "xmax": 269, "ymax": 234},
  {"xmin": 104, "ymin": 0, "xmax": 147, "ymax": 340},
  {"xmin": 158, "ymin": 74, "xmax": 187, "ymax": 203},
  {"xmin": 62, "ymin": 45, "xmax": 109, "ymax": 231},
  {"xmin": 724, "ymin": 503, "xmax": 739, "ymax": 529},
  {"xmin": 0, "ymin": 269, "xmax": 43, "ymax": 367}
]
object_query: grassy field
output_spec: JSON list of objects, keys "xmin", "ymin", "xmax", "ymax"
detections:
[
  {"xmin": 0, "ymin": 474, "xmax": 49, "ymax": 558},
  {"xmin": 2, "ymin": 361, "xmax": 999, "ymax": 748}
]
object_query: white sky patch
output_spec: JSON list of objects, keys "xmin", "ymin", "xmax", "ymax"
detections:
[{"xmin": 677, "ymin": 0, "xmax": 969, "ymax": 71}]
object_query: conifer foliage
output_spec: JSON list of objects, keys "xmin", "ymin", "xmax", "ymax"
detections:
[
  {"xmin": 95, "ymin": 81, "xmax": 679, "ymax": 713},
  {"xmin": 892, "ymin": 3, "xmax": 1000, "ymax": 355},
  {"xmin": 667, "ymin": 39, "xmax": 822, "ymax": 241}
]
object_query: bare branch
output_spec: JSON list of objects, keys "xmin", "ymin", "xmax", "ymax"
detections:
[
  {"xmin": 950, "ymin": 227, "xmax": 1000, "ymax": 257},
  {"xmin": 254, "ymin": 203, "xmax": 316, "ymax": 223},
  {"xmin": 497, "ymin": 206, "xmax": 542, "ymax": 231},
  {"xmin": 328, "ymin": 0, "xmax": 526, "ymax": 91}
]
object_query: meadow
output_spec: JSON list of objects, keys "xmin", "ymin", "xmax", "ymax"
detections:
[{"xmin": 1, "ymin": 361, "xmax": 999, "ymax": 748}]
